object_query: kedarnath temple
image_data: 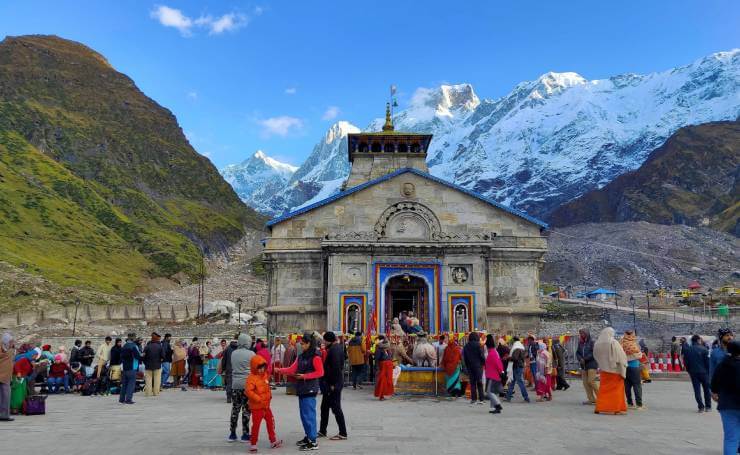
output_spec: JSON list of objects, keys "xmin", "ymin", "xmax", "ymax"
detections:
[{"xmin": 262, "ymin": 104, "xmax": 548, "ymax": 336}]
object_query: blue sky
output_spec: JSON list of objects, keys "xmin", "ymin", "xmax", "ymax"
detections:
[{"xmin": 1, "ymin": 1, "xmax": 738, "ymax": 168}]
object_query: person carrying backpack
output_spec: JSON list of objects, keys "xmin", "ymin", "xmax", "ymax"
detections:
[
  {"xmin": 119, "ymin": 333, "xmax": 142, "ymax": 404},
  {"xmin": 143, "ymin": 332, "xmax": 164, "ymax": 397},
  {"xmin": 504, "ymin": 337, "xmax": 530, "ymax": 403}
]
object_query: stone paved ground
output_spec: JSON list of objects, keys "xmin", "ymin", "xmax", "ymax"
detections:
[{"xmin": 0, "ymin": 380, "xmax": 724, "ymax": 455}]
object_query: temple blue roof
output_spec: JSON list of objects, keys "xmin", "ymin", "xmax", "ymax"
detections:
[{"xmin": 266, "ymin": 167, "xmax": 549, "ymax": 229}]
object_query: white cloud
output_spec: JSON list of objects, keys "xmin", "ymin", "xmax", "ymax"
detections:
[
  {"xmin": 258, "ymin": 116, "xmax": 304, "ymax": 137},
  {"xmin": 150, "ymin": 5, "xmax": 193, "ymax": 36},
  {"xmin": 284, "ymin": 87, "xmax": 297, "ymax": 95},
  {"xmin": 187, "ymin": 91, "xmax": 198, "ymax": 100},
  {"xmin": 151, "ymin": 5, "xmax": 251, "ymax": 36},
  {"xmin": 196, "ymin": 13, "xmax": 248, "ymax": 35},
  {"xmin": 253, "ymin": 6, "xmax": 264, "ymax": 16},
  {"xmin": 322, "ymin": 106, "xmax": 340, "ymax": 121}
]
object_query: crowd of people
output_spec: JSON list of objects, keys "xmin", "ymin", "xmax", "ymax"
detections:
[{"xmin": 0, "ymin": 325, "xmax": 738, "ymax": 453}]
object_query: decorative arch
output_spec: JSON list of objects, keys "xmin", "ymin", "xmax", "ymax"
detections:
[
  {"xmin": 374, "ymin": 262, "xmax": 442, "ymax": 334},
  {"xmin": 374, "ymin": 201, "xmax": 441, "ymax": 240},
  {"xmin": 338, "ymin": 293, "xmax": 367, "ymax": 334},
  {"xmin": 447, "ymin": 293, "xmax": 475, "ymax": 333}
]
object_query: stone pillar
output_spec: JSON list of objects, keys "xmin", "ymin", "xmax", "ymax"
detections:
[{"xmin": 486, "ymin": 248, "xmax": 545, "ymax": 334}]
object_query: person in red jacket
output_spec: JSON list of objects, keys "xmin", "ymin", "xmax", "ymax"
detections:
[
  {"xmin": 245, "ymin": 355, "xmax": 282, "ymax": 452},
  {"xmin": 276, "ymin": 332, "xmax": 324, "ymax": 451},
  {"xmin": 48, "ymin": 354, "xmax": 70, "ymax": 394},
  {"xmin": 12, "ymin": 356, "xmax": 33, "ymax": 379}
]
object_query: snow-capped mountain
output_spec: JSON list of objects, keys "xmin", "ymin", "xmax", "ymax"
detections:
[
  {"xmin": 220, "ymin": 150, "xmax": 297, "ymax": 214},
  {"xmin": 232, "ymin": 49, "xmax": 740, "ymax": 218},
  {"xmin": 250, "ymin": 121, "xmax": 361, "ymax": 215}
]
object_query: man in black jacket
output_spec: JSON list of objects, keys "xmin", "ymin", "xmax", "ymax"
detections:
[
  {"xmin": 69, "ymin": 339, "xmax": 82, "ymax": 364},
  {"xmin": 119, "ymin": 333, "xmax": 142, "ymax": 404},
  {"xmin": 109, "ymin": 338, "xmax": 123, "ymax": 383},
  {"xmin": 161, "ymin": 333, "xmax": 173, "ymax": 388},
  {"xmin": 219, "ymin": 335, "xmax": 239, "ymax": 403},
  {"xmin": 576, "ymin": 328, "xmax": 599, "ymax": 405},
  {"xmin": 683, "ymin": 334, "xmax": 712, "ymax": 412},
  {"xmin": 710, "ymin": 340, "xmax": 740, "ymax": 455},
  {"xmin": 78, "ymin": 340, "xmax": 95, "ymax": 377},
  {"xmin": 143, "ymin": 332, "xmax": 164, "ymax": 397},
  {"xmin": 463, "ymin": 332, "xmax": 485, "ymax": 405},
  {"xmin": 318, "ymin": 331, "xmax": 347, "ymax": 440}
]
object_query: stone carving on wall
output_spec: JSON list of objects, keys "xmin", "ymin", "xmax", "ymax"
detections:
[
  {"xmin": 451, "ymin": 266, "xmax": 470, "ymax": 284},
  {"xmin": 374, "ymin": 201, "xmax": 441, "ymax": 239},
  {"xmin": 387, "ymin": 213, "xmax": 429, "ymax": 239},
  {"xmin": 401, "ymin": 182, "xmax": 416, "ymax": 198},
  {"xmin": 433, "ymin": 232, "xmax": 494, "ymax": 241},
  {"xmin": 325, "ymin": 231, "xmax": 379, "ymax": 241},
  {"xmin": 343, "ymin": 263, "xmax": 367, "ymax": 285}
]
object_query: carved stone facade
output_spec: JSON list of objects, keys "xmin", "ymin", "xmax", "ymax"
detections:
[{"xmin": 262, "ymin": 126, "xmax": 548, "ymax": 335}]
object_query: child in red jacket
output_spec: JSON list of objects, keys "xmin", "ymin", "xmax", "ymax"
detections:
[{"xmin": 245, "ymin": 355, "xmax": 282, "ymax": 452}]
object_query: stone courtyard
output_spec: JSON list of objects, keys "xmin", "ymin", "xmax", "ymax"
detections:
[{"xmin": 1, "ymin": 380, "xmax": 724, "ymax": 455}]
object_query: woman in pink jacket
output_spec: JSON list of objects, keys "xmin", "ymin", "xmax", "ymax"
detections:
[{"xmin": 484, "ymin": 334, "xmax": 504, "ymax": 414}]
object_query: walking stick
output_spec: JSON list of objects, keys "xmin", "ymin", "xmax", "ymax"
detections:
[{"xmin": 434, "ymin": 345, "xmax": 439, "ymax": 398}]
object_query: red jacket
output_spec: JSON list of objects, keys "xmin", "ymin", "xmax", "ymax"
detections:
[
  {"xmin": 245, "ymin": 355, "xmax": 271, "ymax": 410},
  {"xmin": 49, "ymin": 362, "xmax": 70, "ymax": 378},
  {"xmin": 277, "ymin": 355, "xmax": 324, "ymax": 379},
  {"xmin": 13, "ymin": 357, "xmax": 32, "ymax": 377}
]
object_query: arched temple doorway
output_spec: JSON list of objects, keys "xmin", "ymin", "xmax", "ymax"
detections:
[
  {"xmin": 453, "ymin": 303, "xmax": 469, "ymax": 333},
  {"xmin": 384, "ymin": 274, "xmax": 428, "ymax": 332},
  {"xmin": 345, "ymin": 303, "xmax": 361, "ymax": 334}
]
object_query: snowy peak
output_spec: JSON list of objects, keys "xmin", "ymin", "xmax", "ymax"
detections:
[
  {"xmin": 324, "ymin": 121, "xmax": 361, "ymax": 144},
  {"xmin": 529, "ymin": 72, "xmax": 587, "ymax": 98},
  {"xmin": 403, "ymin": 83, "xmax": 480, "ymax": 122},
  {"xmin": 252, "ymin": 150, "xmax": 298, "ymax": 177},
  {"xmin": 229, "ymin": 49, "xmax": 740, "ymax": 220},
  {"xmin": 220, "ymin": 150, "xmax": 297, "ymax": 214}
]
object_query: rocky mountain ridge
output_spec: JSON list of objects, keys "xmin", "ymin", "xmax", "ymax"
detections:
[
  {"xmin": 225, "ymin": 50, "xmax": 740, "ymax": 219},
  {"xmin": 550, "ymin": 121, "xmax": 739, "ymax": 235}
]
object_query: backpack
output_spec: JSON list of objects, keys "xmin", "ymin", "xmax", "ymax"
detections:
[
  {"xmin": 511, "ymin": 349, "xmax": 525, "ymax": 369},
  {"xmin": 81, "ymin": 378, "xmax": 98, "ymax": 396}
]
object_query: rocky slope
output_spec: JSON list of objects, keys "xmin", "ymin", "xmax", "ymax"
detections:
[
  {"xmin": 0, "ymin": 35, "xmax": 265, "ymax": 295},
  {"xmin": 232, "ymin": 50, "xmax": 739, "ymax": 218},
  {"xmin": 543, "ymin": 222, "xmax": 739, "ymax": 290},
  {"xmin": 549, "ymin": 121, "xmax": 739, "ymax": 235}
]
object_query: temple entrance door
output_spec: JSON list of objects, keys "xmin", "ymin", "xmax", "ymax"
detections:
[{"xmin": 385, "ymin": 274, "xmax": 428, "ymax": 332}]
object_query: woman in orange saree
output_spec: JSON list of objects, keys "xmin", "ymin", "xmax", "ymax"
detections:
[{"xmin": 593, "ymin": 327, "xmax": 628, "ymax": 415}]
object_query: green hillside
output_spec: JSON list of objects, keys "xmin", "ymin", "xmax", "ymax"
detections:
[{"xmin": 0, "ymin": 35, "xmax": 265, "ymax": 299}]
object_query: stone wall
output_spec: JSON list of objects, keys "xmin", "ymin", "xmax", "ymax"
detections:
[
  {"xmin": 536, "ymin": 302, "xmax": 735, "ymax": 352},
  {"xmin": 0, "ymin": 302, "xmax": 199, "ymax": 330}
]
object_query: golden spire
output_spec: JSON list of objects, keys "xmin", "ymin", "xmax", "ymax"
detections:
[{"xmin": 382, "ymin": 102, "xmax": 394, "ymax": 131}]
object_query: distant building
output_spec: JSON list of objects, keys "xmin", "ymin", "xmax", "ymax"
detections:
[
  {"xmin": 583, "ymin": 288, "xmax": 618, "ymax": 300},
  {"xmin": 262, "ymin": 104, "xmax": 549, "ymax": 335}
]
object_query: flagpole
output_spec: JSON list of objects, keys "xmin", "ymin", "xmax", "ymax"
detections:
[{"xmin": 390, "ymin": 85, "xmax": 393, "ymax": 121}]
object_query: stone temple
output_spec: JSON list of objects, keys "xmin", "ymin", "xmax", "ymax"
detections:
[{"xmin": 262, "ymin": 104, "xmax": 548, "ymax": 336}]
